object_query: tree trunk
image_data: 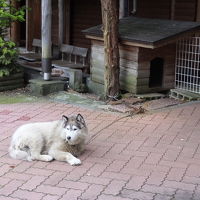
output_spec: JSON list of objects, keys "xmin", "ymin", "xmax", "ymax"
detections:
[{"xmin": 100, "ymin": 0, "xmax": 120, "ymax": 100}]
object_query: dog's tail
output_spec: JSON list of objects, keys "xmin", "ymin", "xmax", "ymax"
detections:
[{"xmin": 9, "ymin": 143, "xmax": 29, "ymax": 160}]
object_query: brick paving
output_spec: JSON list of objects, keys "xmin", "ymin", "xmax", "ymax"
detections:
[{"xmin": 0, "ymin": 101, "xmax": 200, "ymax": 200}]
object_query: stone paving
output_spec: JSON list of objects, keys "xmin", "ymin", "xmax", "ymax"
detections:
[{"xmin": 0, "ymin": 101, "xmax": 200, "ymax": 200}]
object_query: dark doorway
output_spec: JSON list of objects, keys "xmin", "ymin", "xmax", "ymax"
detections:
[{"xmin": 149, "ymin": 57, "xmax": 164, "ymax": 88}]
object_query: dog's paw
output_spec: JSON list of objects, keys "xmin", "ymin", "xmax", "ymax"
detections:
[
  {"xmin": 27, "ymin": 156, "xmax": 33, "ymax": 161},
  {"xmin": 42, "ymin": 155, "xmax": 53, "ymax": 162},
  {"xmin": 68, "ymin": 157, "xmax": 81, "ymax": 166}
]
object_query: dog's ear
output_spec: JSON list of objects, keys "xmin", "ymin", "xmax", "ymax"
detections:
[
  {"xmin": 76, "ymin": 114, "xmax": 86, "ymax": 127},
  {"xmin": 62, "ymin": 115, "xmax": 68, "ymax": 127}
]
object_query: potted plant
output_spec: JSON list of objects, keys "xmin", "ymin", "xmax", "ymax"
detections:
[{"xmin": 0, "ymin": 0, "xmax": 25, "ymax": 91}]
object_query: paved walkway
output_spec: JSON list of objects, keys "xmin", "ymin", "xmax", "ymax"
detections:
[{"xmin": 0, "ymin": 101, "xmax": 200, "ymax": 200}]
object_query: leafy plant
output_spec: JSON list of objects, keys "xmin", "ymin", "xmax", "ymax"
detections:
[{"xmin": 0, "ymin": 0, "xmax": 25, "ymax": 77}]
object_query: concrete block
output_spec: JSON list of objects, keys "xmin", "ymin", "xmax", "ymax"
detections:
[
  {"xmin": 86, "ymin": 78, "xmax": 104, "ymax": 96},
  {"xmin": 68, "ymin": 69, "xmax": 83, "ymax": 90},
  {"xmin": 54, "ymin": 67, "xmax": 83, "ymax": 91},
  {"xmin": 170, "ymin": 89, "xmax": 200, "ymax": 101},
  {"xmin": 29, "ymin": 79, "xmax": 67, "ymax": 96}
]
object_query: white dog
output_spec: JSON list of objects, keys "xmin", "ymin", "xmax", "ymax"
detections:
[{"xmin": 9, "ymin": 114, "xmax": 88, "ymax": 165}]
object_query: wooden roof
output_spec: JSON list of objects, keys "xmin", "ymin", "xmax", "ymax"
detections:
[{"xmin": 83, "ymin": 17, "xmax": 200, "ymax": 49}]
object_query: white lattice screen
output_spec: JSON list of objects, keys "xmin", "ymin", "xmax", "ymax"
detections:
[{"xmin": 175, "ymin": 35, "xmax": 200, "ymax": 94}]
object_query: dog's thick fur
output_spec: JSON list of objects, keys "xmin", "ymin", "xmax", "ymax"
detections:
[{"xmin": 9, "ymin": 114, "xmax": 88, "ymax": 165}]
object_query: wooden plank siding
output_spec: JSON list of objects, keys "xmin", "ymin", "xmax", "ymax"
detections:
[
  {"xmin": 29, "ymin": 0, "xmax": 58, "ymax": 45},
  {"xmin": 90, "ymin": 40, "xmax": 139, "ymax": 93},
  {"xmin": 174, "ymin": 0, "xmax": 197, "ymax": 21},
  {"xmin": 137, "ymin": 44, "xmax": 176, "ymax": 93},
  {"xmin": 136, "ymin": 0, "xmax": 197, "ymax": 22},
  {"xmin": 33, "ymin": 0, "xmax": 41, "ymax": 40},
  {"xmin": 70, "ymin": 0, "xmax": 102, "ymax": 48},
  {"xmin": 52, "ymin": 0, "xmax": 59, "ymax": 45},
  {"xmin": 136, "ymin": 0, "xmax": 171, "ymax": 19},
  {"xmin": 197, "ymin": 0, "xmax": 200, "ymax": 21}
]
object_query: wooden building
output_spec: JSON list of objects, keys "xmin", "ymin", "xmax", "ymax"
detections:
[
  {"xmin": 12, "ymin": 0, "xmax": 200, "ymax": 49},
  {"xmin": 11, "ymin": 0, "xmax": 102, "ymax": 50},
  {"xmin": 11, "ymin": 0, "xmax": 200, "ymax": 94}
]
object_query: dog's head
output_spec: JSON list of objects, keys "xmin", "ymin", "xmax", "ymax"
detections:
[{"xmin": 61, "ymin": 114, "xmax": 88, "ymax": 145}]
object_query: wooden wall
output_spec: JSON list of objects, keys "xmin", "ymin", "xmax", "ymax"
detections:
[
  {"xmin": 52, "ymin": 0, "xmax": 59, "ymax": 45},
  {"xmin": 136, "ymin": 0, "xmax": 197, "ymax": 21},
  {"xmin": 137, "ymin": 44, "xmax": 176, "ymax": 93},
  {"xmin": 136, "ymin": 0, "xmax": 171, "ymax": 19},
  {"xmin": 173, "ymin": 0, "xmax": 197, "ymax": 21},
  {"xmin": 70, "ymin": 0, "xmax": 102, "ymax": 48},
  {"xmin": 32, "ymin": 0, "xmax": 41, "ymax": 40},
  {"xmin": 90, "ymin": 40, "xmax": 140, "ymax": 93},
  {"xmin": 31, "ymin": 0, "xmax": 59, "ymax": 44}
]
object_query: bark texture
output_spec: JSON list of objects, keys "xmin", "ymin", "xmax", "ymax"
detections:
[{"xmin": 100, "ymin": 0, "xmax": 120, "ymax": 99}]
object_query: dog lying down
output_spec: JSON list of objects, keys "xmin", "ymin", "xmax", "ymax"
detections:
[{"xmin": 9, "ymin": 114, "xmax": 88, "ymax": 166}]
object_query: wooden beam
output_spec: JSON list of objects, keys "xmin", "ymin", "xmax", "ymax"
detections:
[
  {"xmin": 58, "ymin": 0, "xmax": 64, "ymax": 46},
  {"xmin": 196, "ymin": 0, "xmax": 200, "ymax": 22},
  {"xmin": 26, "ymin": 0, "xmax": 34, "ymax": 50},
  {"xmin": 41, "ymin": 0, "xmax": 52, "ymax": 80}
]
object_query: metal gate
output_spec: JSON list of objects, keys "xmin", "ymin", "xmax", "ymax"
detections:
[{"xmin": 175, "ymin": 35, "xmax": 200, "ymax": 94}]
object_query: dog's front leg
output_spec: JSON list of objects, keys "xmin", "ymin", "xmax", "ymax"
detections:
[{"xmin": 49, "ymin": 149, "xmax": 81, "ymax": 166}]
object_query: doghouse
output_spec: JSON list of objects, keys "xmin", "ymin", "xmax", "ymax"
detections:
[{"xmin": 83, "ymin": 17, "xmax": 200, "ymax": 94}]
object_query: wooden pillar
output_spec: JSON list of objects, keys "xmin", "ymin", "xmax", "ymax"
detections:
[
  {"xmin": 101, "ymin": 0, "xmax": 120, "ymax": 99},
  {"xmin": 58, "ymin": 0, "xmax": 64, "ymax": 46},
  {"xmin": 41, "ymin": 0, "xmax": 52, "ymax": 80},
  {"xmin": 196, "ymin": 0, "xmax": 200, "ymax": 22},
  {"xmin": 65, "ymin": 0, "xmax": 71, "ymax": 44},
  {"xmin": 26, "ymin": 0, "xmax": 33, "ymax": 50},
  {"xmin": 10, "ymin": 0, "xmax": 20, "ymax": 45}
]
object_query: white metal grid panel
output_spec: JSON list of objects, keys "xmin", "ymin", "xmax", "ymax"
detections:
[{"xmin": 175, "ymin": 35, "xmax": 200, "ymax": 94}]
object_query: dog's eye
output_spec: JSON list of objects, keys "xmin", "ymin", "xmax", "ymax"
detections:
[
  {"xmin": 66, "ymin": 127, "xmax": 70, "ymax": 130},
  {"xmin": 73, "ymin": 128, "xmax": 77, "ymax": 131}
]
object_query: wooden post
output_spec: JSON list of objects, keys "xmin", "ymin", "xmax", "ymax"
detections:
[
  {"xmin": 58, "ymin": 0, "xmax": 64, "ymax": 46},
  {"xmin": 41, "ymin": 0, "xmax": 52, "ymax": 80},
  {"xmin": 65, "ymin": 0, "xmax": 70, "ymax": 44},
  {"xmin": 100, "ymin": 0, "xmax": 120, "ymax": 100},
  {"xmin": 26, "ymin": 0, "xmax": 33, "ymax": 50}
]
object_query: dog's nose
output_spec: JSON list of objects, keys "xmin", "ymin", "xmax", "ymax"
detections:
[{"xmin": 67, "ymin": 136, "xmax": 71, "ymax": 140}]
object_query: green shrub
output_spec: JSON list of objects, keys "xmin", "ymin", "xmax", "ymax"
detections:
[{"xmin": 0, "ymin": 0, "xmax": 25, "ymax": 77}]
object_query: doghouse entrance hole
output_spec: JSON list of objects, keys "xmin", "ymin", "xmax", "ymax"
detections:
[{"xmin": 149, "ymin": 57, "xmax": 164, "ymax": 88}]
